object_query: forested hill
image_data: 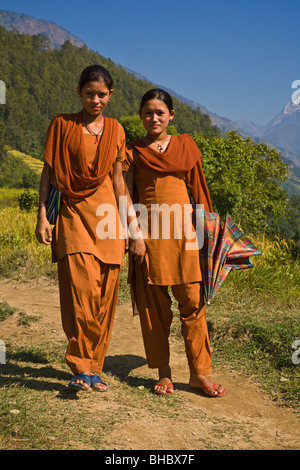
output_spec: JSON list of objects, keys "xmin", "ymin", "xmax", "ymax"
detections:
[{"xmin": 0, "ymin": 25, "xmax": 220, "ymax": 158}]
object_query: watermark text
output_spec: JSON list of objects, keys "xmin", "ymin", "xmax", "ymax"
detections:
[
  {"xmin": 0, "ymin": 81, "xmax": 5, "ymax": 104},
  {"xmin": 96, "ymin": 198, "xmax": 204, "ymax": 250},
  {"xmin": 292, "ymin": 340, "xmax": 300, "ymax": 365},
  {"xmin": 0, "ymin": 340, "xmax": 6, "ymax": 364},
  {"xmin": 291, "ymin": 80, "xmax": 300, "ymax": 105}
]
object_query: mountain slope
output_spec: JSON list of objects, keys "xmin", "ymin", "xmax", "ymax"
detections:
[
  {"xmin": 0, "ymin": 10, "xmax": 85, "ymax": 49},
  {"xmin": 262, "ymin": 102, "xmax": 300, "ymax": 159}
]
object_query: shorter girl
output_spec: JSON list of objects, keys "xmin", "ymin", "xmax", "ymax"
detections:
[
  {"xmin": 124, "ymin": 89, "xmax": 226, "ymax": 397},
  {"xmin": 36, "ymin": 65, "xmax": 126, "ymax": 391}
]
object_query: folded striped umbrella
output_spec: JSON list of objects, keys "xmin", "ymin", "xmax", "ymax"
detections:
[
  {"xmin": 196, "ymin": 209, "xmax": 262, "ymax": 304},
  {"xmin": 46, "ymin": 183, "xmax": 62, "ymax": 225}
]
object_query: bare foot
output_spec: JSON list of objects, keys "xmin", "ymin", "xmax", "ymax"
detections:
[{"xmin": 189, "ymin": 374, "xmax": 226, "ymax": 397}]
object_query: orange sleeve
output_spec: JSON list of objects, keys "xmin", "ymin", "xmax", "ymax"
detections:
[
  {"xmin": 43, "ymin": 115, "xmax": 62, "ymax": 169},
  {"xmin": 122, "ymin": 143, "xmax": 135, "ymax": 172},
  {"xmin": 116, "ymin": 123, "xmax": 126, "ymax": 162}
]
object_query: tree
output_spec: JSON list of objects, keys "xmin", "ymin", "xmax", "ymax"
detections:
[
  {"xmin": 0, "ymin": 120, "xmax": 4, "ymax": 152},
  {"xmin": 120, "ymin": 115, "xmax": 179, "ymax": 141},
  {"xmin": 194, "ymin": 131, "xmax": 289, "ymax": 233},
  {"xmin": 277, "ymin": 195, "xmax": 300, "ymax": 257}
]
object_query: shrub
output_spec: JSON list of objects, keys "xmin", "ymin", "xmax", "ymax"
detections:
[{"xmin": 18, "ymin": 188, "xmax": 38, "ymax": 212}]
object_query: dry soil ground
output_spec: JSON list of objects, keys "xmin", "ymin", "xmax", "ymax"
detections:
[{"xmin": 0, "ymin": 277, "xmax": 299, "ymax": 450}]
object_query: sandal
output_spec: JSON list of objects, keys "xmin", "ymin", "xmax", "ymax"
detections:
[
  {"xmin": 201, "ymin": 382, "xmax": 226, "ymax": 397},
  {"xmin": 68, "ymin": 374, "xmax": 92, "ymax": 391},
  {"xmin": 154, "ymin": 381, "xmax": 174, "ymax": 396},
  {"xmin": 90, "ymin": 375, "xmax": 109, "ymax": 392}
]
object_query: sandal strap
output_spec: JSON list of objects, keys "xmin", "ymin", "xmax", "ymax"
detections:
[
  {"xmin": 70, "ymin": 374, "xmax": 92, "ymax": 385},
  {"xmin": 68, "ymin": 373, "xmax": 92, "ymax": 390},
  {"xmin": 90, "ymin": 375, "xmax": 108, "ymax": 390},
  {"xmin": 156, "ymin": 382, "xmax": 172, "ymax": 388},
  {"xmin": 202, "ymin": 382, "xmax": 216, "ymax": 391},
  {"xmin": 154, "ymin": 381, "xmax": 174, "ymax": 395}
]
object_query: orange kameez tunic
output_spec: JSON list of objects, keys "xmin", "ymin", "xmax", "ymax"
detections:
[
  {"xmin": 125, "ymin": 146, "xmax": 202, "ymax": 285},
  {"xmin": 54, "ymin": 128, "xmax": 126, "ymax": 265}
]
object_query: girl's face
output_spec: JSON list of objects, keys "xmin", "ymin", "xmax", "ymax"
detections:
[
  {"xmin": 77, "ymin": 80, "xmax": 113, "ymax": 118},
  {"xmin": 140, "ymin": 99, "xmax": 175, "ymax": 137}
]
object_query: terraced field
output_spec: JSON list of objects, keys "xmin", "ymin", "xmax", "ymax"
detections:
[{"xmin": 6, "ymin": 149, "xmax": 43, "ymax": 175}]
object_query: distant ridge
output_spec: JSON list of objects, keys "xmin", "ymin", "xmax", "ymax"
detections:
[{"xmin": 0, "ymin": 10, "xmax": 85, "ymax": 49}]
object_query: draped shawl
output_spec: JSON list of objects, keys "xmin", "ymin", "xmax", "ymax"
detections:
[
  {"xmin": 44, "ymin": 112, "xmax": 119, "ymax": 198},
  {"xmin": 127, "ymin": 134, "xmax": 213, "ymax": 211}
]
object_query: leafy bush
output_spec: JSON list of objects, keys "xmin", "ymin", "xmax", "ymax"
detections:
[
  {"xmin": 195, "ymin": 131, "xmax": 289, "ymax": 234},
  {"xmin": 18, "ymin": 188, "xmax": 38, "ymax": 212}
]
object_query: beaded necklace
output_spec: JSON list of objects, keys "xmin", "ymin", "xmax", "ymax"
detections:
[{"xmin": 82, "ymin": 120, "xmax": 104, "ymax": 144}]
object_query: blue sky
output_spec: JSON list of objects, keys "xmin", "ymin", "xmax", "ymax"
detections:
[{"xmin": 0, "ymin": 0, "xmax": 299, "ymax": 124}]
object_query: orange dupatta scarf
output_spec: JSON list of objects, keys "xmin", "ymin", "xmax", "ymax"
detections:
[
  {"xmin": 44, "ymin": 112, "xmax": 119, "ymax": 198},
  {"xmin": 128, "ymin": 134, "xmax": 213, "ymax": 211}
]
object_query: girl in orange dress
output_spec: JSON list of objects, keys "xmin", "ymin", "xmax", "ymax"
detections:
[
  {"xmin": 35, "ymin": 65, "xmax": 126, "ymax": 392},
  {"xmin": 124, "ymin": 89, "xmax": 226, "ymax": 397}
]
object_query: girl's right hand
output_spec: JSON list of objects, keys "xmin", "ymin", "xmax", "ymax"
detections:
[
  {"xmin": 129, "ymin": 237, "xmax": 146, "ymax": 264},
  {"xmin": 35, "ymin": 210, "xmax": 52, "ymax": 245}
]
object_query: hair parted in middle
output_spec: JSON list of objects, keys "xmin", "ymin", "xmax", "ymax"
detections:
[
  {"xmin": 139, "ymin": 88, "xmax": 174, "ymax": 113},
  {"xmin": 78, "ymin": 64, "xmax": 114, "ymax": 91}
]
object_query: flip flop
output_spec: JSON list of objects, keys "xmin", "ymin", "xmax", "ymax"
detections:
[
  {"xmin": 201, "ymin": 382, "xmax": 226, "ymax": 397},
  {"xmin": 154, "ymin": 381, "xmax": 174, "ymax": 396},
  {"xmin": 90, "ymin": 375, "xmax": 109, "ymax": 392},
  {"xmin": 68, "ymin": 374, "xmax": 92, "ymax": 391}
]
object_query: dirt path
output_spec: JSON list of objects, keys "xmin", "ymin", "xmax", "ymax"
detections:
[{"xmin": 0, "ymin": 278, "xmax": 299, "ymax": 450}]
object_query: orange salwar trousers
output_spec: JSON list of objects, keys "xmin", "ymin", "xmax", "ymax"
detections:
[
  {"xmin": 133, "ymin": 261, "xmax": 212, "ymax": 375},
  {"xmin": 58, "ymin": 253, "xmax": 120, "ymax": 375}
]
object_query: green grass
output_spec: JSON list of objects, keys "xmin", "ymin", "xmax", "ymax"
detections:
[
  {"xmin": 0, "ymin": 301, "xmax": 41, "ymax": 328},
  {"xmin": 216, "ymin": 234, "xmax": 300, "ymax": 302},
  {"xmin": 0, "ymin": 204, "xmax": 56, "ymax": 280},
  {"xmin": 0, "ymin": 188, "xmax": 24, "ymax": 210},
  {"xmin": 0, "ymin": 302, "xmax": 16, "ymax": 322},
  {"xmin": 207, "ymin": 309, "xmax": 300, "ymax": 407}
]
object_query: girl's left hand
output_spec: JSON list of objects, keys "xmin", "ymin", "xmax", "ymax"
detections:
[{"xmin": 35, "ymin": 210, "xmax": 52, "ymax": 245}]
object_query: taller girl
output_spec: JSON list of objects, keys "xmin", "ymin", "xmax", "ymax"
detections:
[
  {"xmin": 124, "ymin": 89, "xmax": 226, "ymax": 397},
  {"xmin": 35, "ymin": 65, "xmax": 126, "ymax": 391}
]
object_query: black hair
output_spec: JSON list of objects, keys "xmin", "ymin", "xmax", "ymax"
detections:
[
  {"xmin": 139, "ymin": 88, "xmax": 174, "ymax": 113},
  {"xmin": 78, "ymin": 65, "xmax": 114, "ymax": 91}
]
